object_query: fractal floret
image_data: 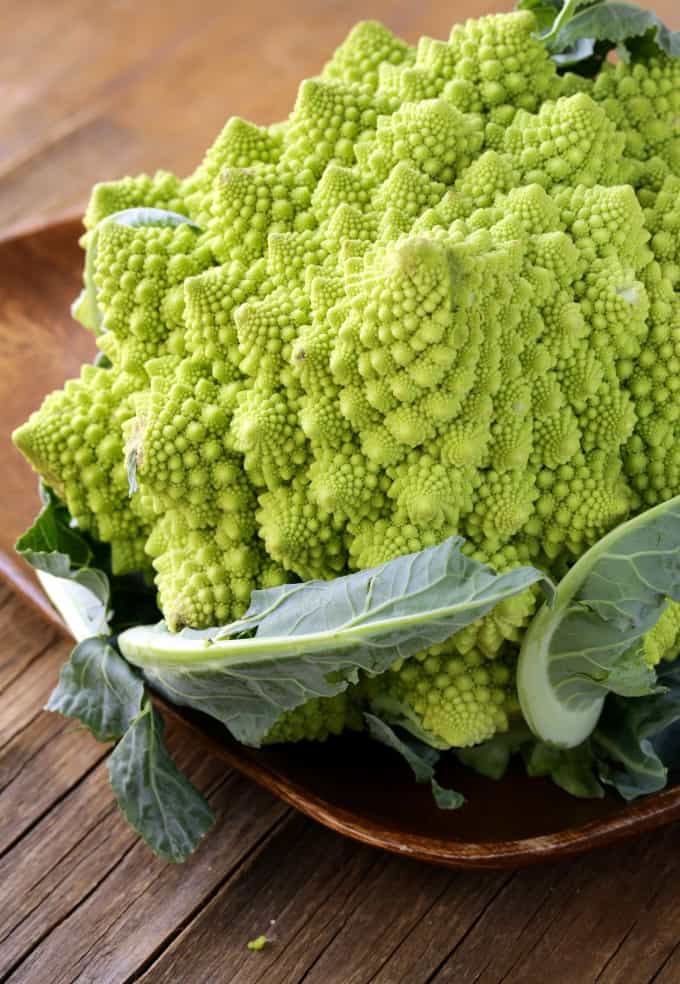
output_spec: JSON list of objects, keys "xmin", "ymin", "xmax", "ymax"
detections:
[{"xmin": 14, "ymin": 10, "xmax": 680, "ymax": 754}]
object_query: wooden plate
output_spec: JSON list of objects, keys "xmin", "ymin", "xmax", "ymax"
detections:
[{"xmin": 3, "ymin": 217, "xmax": 680, "ymax": 869}]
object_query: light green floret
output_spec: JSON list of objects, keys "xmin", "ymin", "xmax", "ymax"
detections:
[
  {"xmin": 185, "ymin": 116, "xmax": 285, "ymax": 227},
  {"xmin": 281, "ymin": 77, "xmax": 394, "ymax": 177},
  {"xmin": 503, "ymin": 92, "xmax": 626, "ymax": 189},
  {"xmin": 256, "ymin": 475, "xmax": 348, "ymax": 581},
  {"xmin": 93, "ymin": 221, "xmax": 213, "ymax": 352},
  {"xmin": 372, "ymin": 637, "xmax": 518, "ymax": 749},
  {"xmin": 644, "ymin": 601, "xmax": 680, "ymax": 667},
  {"xmin": 321, "ymin": 20, "xmax": 414, "ymax": 91},
  {"xmin": 444, "ymin": 11, "xmax": 562, "ymax": 123},
  {"xmin": 365, "ymin": 99, "xmax": 484, "ymax": 183},
  {"xmin": 592, "ymin": 54, "xmax": 680, "ymax": 170},
  {"xmin": 83, "ymin": 170, "xmax": 188, "ymax": 230},
  {"xmin": 13, "ymin": 364, "xmax": 152, "ymax": 574},
  {"xmin": 146, "ymin": 511, "xmax": 285, "ymax": 632},
  {"xmin": 263, "ymin": 691, "xmax": 363, "ymax": 744}
]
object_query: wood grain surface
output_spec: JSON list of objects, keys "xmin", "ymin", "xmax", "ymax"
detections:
[{"xmin": 2, "ymin": 1, "xmax": 680, "ymax": 982}]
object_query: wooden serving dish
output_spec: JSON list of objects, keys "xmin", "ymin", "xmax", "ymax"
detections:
[{"xmin": 2, "ymin": 217, "xmax": 680, "ymax": 868}]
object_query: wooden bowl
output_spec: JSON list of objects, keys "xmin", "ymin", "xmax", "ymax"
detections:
[{"xmin": 3, "ymin": 217, "xmax": 680, "ymax": 869}]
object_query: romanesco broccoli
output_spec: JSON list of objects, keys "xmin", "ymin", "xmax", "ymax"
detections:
[{"xmin": 14, "ymin": 10, "xmax": 680, "ymax": 751}]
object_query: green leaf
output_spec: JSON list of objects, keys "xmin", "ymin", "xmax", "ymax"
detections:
[
  {"xmin": 601, "ymin": 645, "xmax": 662, "ymax": 698},
  {"xmin": 516, "ymin": 0, "xmax": 565, "ymax": 33},
  {"xmin": 523, "ymin": 740, "xmax": 605, "ymax": 798},
  {"xmin": 85, "ymin": 208, "xmax": 202, "ymax": 334},
  {"xmin": 551, "ymin": 3, "xmax": 680, "ymax": 57},
  {"xmin": 108, "ymin": 701, "xmax": 215, "ymax": 862},
  {"xmin": 46, "ymin": 637, "xmax": 144, "ymax": 741},
  {"xmin": 539, "ymin": 0, "xmax": 600, "ymax": 46},
  {"xmin": 17, "ymin": 486, "xmax": 160, "ymax": 639},
  {"xmin": 364, "ymin": 714, "xmax": 464, "ymax": 809},
  {"xmin": 518, "ymin": 495, "xmax": 680, "ymax": 748},
  {"xmin": 17, "ymin": 485, "xmax": 94, "ymax": 570},
  {"xmin": 551, "ymin": 36, "xmax": 596, "ymax": 65},
  {"xmin": 16, "ymin": 486, "xmax": 111, "ymax": 638},
  {"xmin": 456, "ymin": 724, "xmax": 533, "ymax": 780},
  {"xmin": 119, "ymin": 537, "xmax": 552, "ymax": 746},
  {"xmin": 591, "ymin": 662, "xmax": 680, "ymax": 799}
]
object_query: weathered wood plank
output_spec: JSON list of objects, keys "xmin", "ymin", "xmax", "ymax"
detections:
[
  {"xmin": 652, "ymin": 946, "xmax": 680, "ymax": 984},
  {"xmin": 0, "ymin": 709, "xmax": 108, "ymax": 857},
  {"xmin": 367, "ymin": 868, "xmax": 515, "ymax": 983},
  {"xmin": 0, "ymin": 729, "xmax": 247, "ymax": 980},
  {"xmin": 428, "ymin": 825, "xmax": 680, "ymax": 984},
  {"xmin": 137, "ymin": 815, "xmax": 381, "ymax": 983},
  {"xmin": 138, "ymin": 818, "xmax": 511, "ymax": 984},
  {"xmin": 0, "ymin": 595, "xmax": 108, "ymax": 854},
  {"xmin": 5, "ymin": 769, "xmax": 288, "ymax": 983},
  {"xmin": 0, "ymin": 0, "xmax": 213, "ymax": 169},
  {"xmin": 0, "ymin": 592, "xmax": 57, "ymax": 697},
  {"xmin": 0, "ymin": 773, "xmax": 126, "ymax": 980},
  {"xmin": 0, "ymin": 634, "xmax": 68, "ymax": 755}
]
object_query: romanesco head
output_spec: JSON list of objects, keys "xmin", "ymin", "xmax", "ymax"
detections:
[{"xmin": 13, "ymin": 11, "xmax": 680, "ymax": 754}]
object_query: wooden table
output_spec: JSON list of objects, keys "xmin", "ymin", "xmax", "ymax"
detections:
[{"xmin": 2, "ymin": 1, "xmax": 680, "ymax": 981}]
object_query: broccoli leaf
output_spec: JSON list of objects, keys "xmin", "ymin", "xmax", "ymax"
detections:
[
  {"xmin": 17, "ymin": 484, "xmax": 160, "ymax": 638},
  {"xmin": 523, "ymin": 740, "xmax": 605, "ymax": 797},
  {"xmin": 16, "ymin": 485, "xmax": 111, "ymax": 638},
  {"xmin": 456, "ymin": 665, "xmax": 680, "ymax": 803},
  {"xmin": 553, "ymin": 3, "xmax": 680, "ymax": 57},
  {"xmin": 108, "ymin": 701, "xmax": 215, "ymax": 862},
  {"xmin": 520, "ymin": 663, "xmax": 680, "ymax": 802},
  {"xmin": 516, "ymin": 0, "xmax": 566, "ymax": 33},
  {"xmin": 364, "ymin": 714, "xmax": 464, "ymax": 809},
  {"xmin": 46, "ymin": 637, "xmax": 144, "ymax": 741},
  {"xmin": 518, "ymin": 495, "xmax": 680, "ymax": 748},
  {"xmin": 516, "ymin": 0, "xmax": 679, "ymax": 68},
  {"xmin": 592, "ymin": 662, "xmax": 680, "ymax": 799},
  {"xmin": 119, "ymin": 537, "xmax": 553, "ymax": 746}
]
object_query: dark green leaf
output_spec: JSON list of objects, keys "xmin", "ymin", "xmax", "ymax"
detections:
[
  {"xmin": 17, "ymin": 485, "xmax": 94, "ymax": 569},
  {"xmin": 524, "ymin": 740, "xmax": 605, "ymax": 798},
  {"xmin": 108, "ymin": 702, "xmax": 215, "ymax": 862},
  {"xmin": 591, "ymin": 662, "xmax": 680, "ymax": 799},
  {"xmin": 552, "ymin": 3, "xmax": 680, "ymax": 57},
  {"xmin": 364, "ymin": 714, "xmax": 464, "ymax": 809},
  {"xmin": 650, "ymin": 663, "xmax": 680, "ymax": 768},
  {"xmin": 46, "ymin": 637, "xmax": 144, "ymax": 741},
  {"xmin": 18, "ymin": 485, "xmax": 159, "ymax": 638},
  {"xmin": 93, "ymin": 350, "xmax": 113, "ymax": 369},
  {"xmin": 16, "ymin": 486, "xmax": 111, "ymax": 637}
]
